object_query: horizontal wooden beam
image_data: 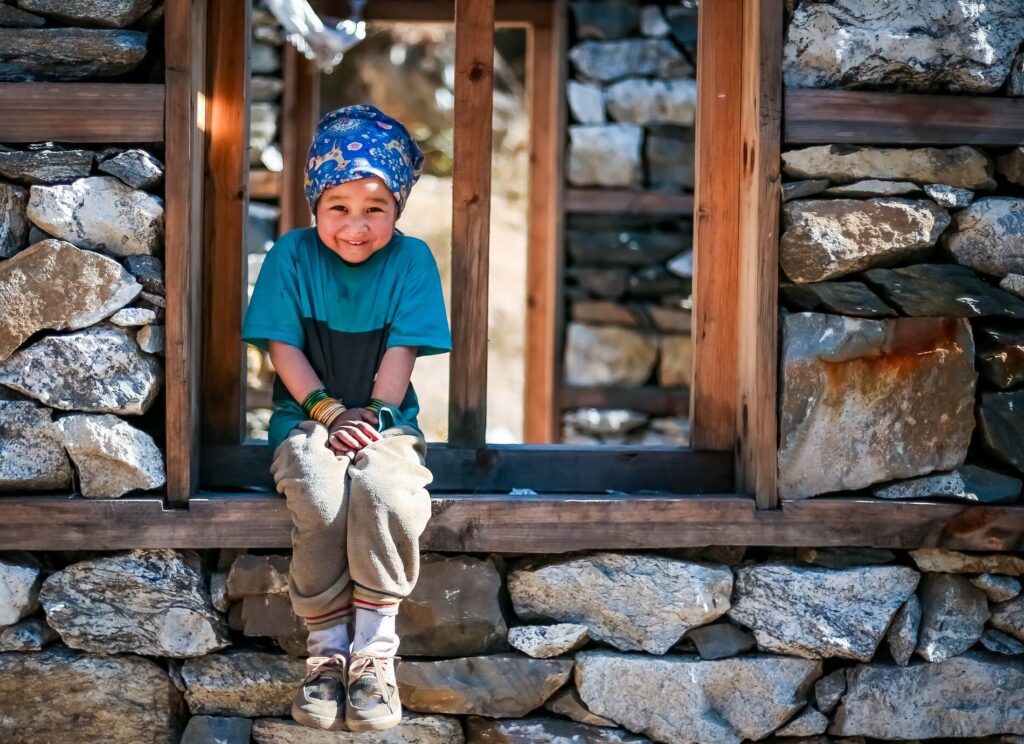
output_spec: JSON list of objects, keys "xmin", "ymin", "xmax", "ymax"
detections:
[
  {"xmin": 0, "ymin": 83, "xmax": 165, "ymax": 143},
  {"xmin": 317, "ymin": 0, "xmax": 553, "ymax": 25},
  {"xmin": 0, "ymin": 494, "xmax": 1021, "ymax": 552},
  {"xmin": 203, "ymin": 444, "xmax": 732, "ymax": 494},
  {"xmin": 784, "ymin": 89, "xmax": 1024, "ymax": 146},
  {"xmin": 249, "ymin": 169, "xmax": 282, "ymax": 200},
  {"xmin": 562, "ymin": 385, "xmax": 690, "ymax": 416},
  {"xmin": 565, "ymin": 189, "xmax": 694, "ymax": 216}
]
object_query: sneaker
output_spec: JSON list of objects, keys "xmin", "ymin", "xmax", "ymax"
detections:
[
  {"xmin": 345, "ymin": 652, "xmax": 402, "ymax": 732},
  {"xmin": 291, "ymin": 655, "xmax": 347, "ymax": 731}
]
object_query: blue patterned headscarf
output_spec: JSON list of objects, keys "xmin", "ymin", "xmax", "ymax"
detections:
[{"xmin": 304, "ymin": 104, "xmax": 424, "ymax": 216}]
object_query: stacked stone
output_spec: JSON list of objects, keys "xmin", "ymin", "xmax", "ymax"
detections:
[
  {"xmin": 2, "ymin": 546, "xmax": 1024, "ymax": 743},
  {"xmin": 777, "ymin": 1, "xmax": 1024, "ymax": 501},
  {"xmin": 0, "ymin": 142, "xmax": 168, "ymax": 498},
  {"xmin": 0, "ymin": 0, "xmax": 160, "ymax": 82},
  {"xmin": 563, "ymin": 1, "xmax": 697, "ymax": 446}
]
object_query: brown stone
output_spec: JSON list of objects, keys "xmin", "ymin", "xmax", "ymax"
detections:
[
  {"xmin": 181, "ymin": 651, "xmax": 306, "ymax": 717},
  {"xmin": 239, "ymin": 593, "xmax": 304, "ymax": 638},
  {"xmin": 569, "ymin": 267, "xmax": 630, "ymax": 300},
  {"xmin": 782, "ymin": 146, "xmax": 995, "ymax": 190},
  {"xmin": 564, "ymin": 323, "xmax": 657, "ymax": 387},
  {"xmin": 0, "ymin": 28, "xmax": 148, "ymax": 81},
  {"xmin": 226, "ymin": 554, "xmax": 290, "ymax": 598},
  {"xmin": 997, "ymin": 147, "xmax": 1024, "ymax": 187},
  {"xmin": 991, "ymin": 595, "xmax": 1024, "ymax": 641},
  {"xmin": 647, "ymin": 305, "xmax": 691, "ymax": 333},
  {"xmin": 571, "ymin": 301, "xmax": 642, "ymax": 327},
  {"xmin": 545, "ymin": 686, "xmax": 618, "ymax": 728},
  {"xmin": 909, "ymin": 548, "xmax": 1024, "ymax": 576},
  {"xmin": 658, "ymin": 335, "xmax": 692, "ymax": 387}
]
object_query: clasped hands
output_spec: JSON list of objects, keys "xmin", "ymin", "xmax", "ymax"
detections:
[{"xmin": 326, "ymin": 407, "xmax": 381, "ymax": 456}]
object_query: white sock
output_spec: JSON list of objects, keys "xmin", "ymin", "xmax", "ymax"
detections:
[
  {"xmin": 306, "ymin": 623, "xmax": 351, "ymax": 658},
  {"xmin": 353, "ymin": 607, "xmax": 399, "ymax": 656}
]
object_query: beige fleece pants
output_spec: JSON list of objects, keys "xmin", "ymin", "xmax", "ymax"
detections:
[{"xmin": 270, "ymin": 420, "xmax": 433, "ymax": 630}]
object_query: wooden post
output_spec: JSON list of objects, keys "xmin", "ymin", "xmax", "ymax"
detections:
[
  {"xmin": 201, "ymin": 0, "xmax": 251, "ymax": 445},
  {"xmin": 736, "ymin": 0, "xmax": 783, "ymax": 508},
  {"xmin": 448, "ymin": 0, "xmax": 495, "ymax": 445},
  {"xmin": 523, "ymin": 0, "xmax": 566, "ymax": 443},
  {"xmin": 691, "ymin": 0, "xmax": 743, "ymax": 451},
  {"xmin": 280, "ymin": 46, "xmax": 320, "ymax": 233},
  {"xmin": 164, "ymin": 0, "xmax": 207, "ymax": 505}
]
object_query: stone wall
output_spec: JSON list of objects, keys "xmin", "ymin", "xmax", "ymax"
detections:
[
  {"xmin": 2, "ymin": 545, "xmax": 1023, "ymax": 742},
  {"xmin": 777, "ymin": 1, "xmax": 1024, "ymax": 501},
  {"xmin": 562, "ymin": 1, "xmax": 696, "ymax": 446}
]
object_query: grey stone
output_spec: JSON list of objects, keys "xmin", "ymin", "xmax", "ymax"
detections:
[
  {"xmin": 564, "ymin": 323, "xmax": 657, "ymax": 387},
  {"xmin": 18, "ymin": 0, "xmax": 157, "ymax": 27},
  {"xmin": 910, "ymin": 548, "xmax": 1024, "ymax": 576},
  {"xmin": 568, "ymin": 40, "xmax": 692, "ymax": 83},
  {"xmin": 783, "ymin": 1, "xmax": 1024, "ymax": 93},
  {"xmin": 568, "ymin": 267, "xmax": 629, "ymax": 300},
  {"xmin": 1009, "ymin": 52, "xmax": 1024, "ymax": 96},
  {"xmin": 98, "ymin": 149, "xmax": 164, "ymax": 191},
  {"xmin": 780, "ymin": 282, "xmax": 896, "ymax": 318},
  {"xmin": 567, "ymin": 229, "xmax": 686, "ymax": 267},
  {"xmin": 226, "ymin": 554, "xmax": 290, "ymax": 597},
  {"xmin": 992, "ymin": 595, "xmax": 1024, "ymax": 641},
  {"xmin": 109, "ymin": 307, "xmax": 156, "ymax": 327},
  {"xmin": 978, "ymin": 391, "xmax": 1024, "ymax": 473},
  {"xmin": 727, "ymin": 564, "xmax": 920, "ymax": 661},
  {"xmin": 465, "ymin": 717, "xmax": 651, "ymax": 743},
  {"xmin": 0, "ymin": 617, "xmax": 58, "ymax": 651},
  {"xmin": 136, "ymin": 323, "xmax": 164, "ymax": 355},
  {"xmin": 864, "ymin": 264, "xmax": 1024, "ymax": 318},
  {"xmin": 510, "ymin": 553, "xmax": 732, "ymax": 654},
  {"xmin": 40, "ymin": 549, "xmax": 230, "ymax": 657},
  {"xmin": 832, "ymin": 652, "xmax": 1024, "ymax": 738},
  {"xmin": 782, "ymin": 146, "xmax": 995, "ymax": 190},
  {"xmin": 977, "ymin": 324, "xmax": 1024, "ymax": 390},
  {"xmin": 0, "ymin": 182, "xmax": 28, "ymax": 258},
  {"xmin": 873, "ymin": 466, "xmax": 1021, "ymax": 504},
  {"xmin": 182, "ymin": 716, "xmax": 253, "ymax": 744},
  {"xmin": 0, "ymin": 28, "xmax": 148, "ymax": 81},
  {"xmin": 252, "ymin": 715, "xmax": 466, "ymax": 743},
  {"xmin": 666, "ymin": 250, "xmax": 693, "ymax": 279},
  {"xmin": 57, "ymin": 414, "xmax": 165, "ymax": 498},
  {"xmin": 0, "ymin": 147, "xmax": 94, "ymax": 185},
  {"xmin": 237, "ymin": 593, "xmax": 304, "ymax": 638},
  {"xmin": 568, "ymin": 125, "xmax": 642, "ymax": 188},
  {"xmin": 0, "ymin": 400, "xmax": 72, "ymax": 491},
  {"xmin": 782, "ymin": 179, "xmax": 830, "ymax": 202},
  {"xmin": 664, "ymin": 6, "xmax": 698, "ymax": 54},
  {"xmin": 924, "ymin": 183, "xmax": 974, "ymax": 207},
  {"xmin": 823, "ymin": 180, "xmax": 920, "ymax": 198},
  {"xmin": 251, "ymin": 75, "xmax": 285, "ymax": 102},
  {"xmin": 508, "ymin": 624, "xmax": 589, "ymax": 658},
  {"xmin": 971, "ymin": 575, "xmax": 1021, "ymax": 602},
  {"xmin": 567, "ymin": 81, "xmax": 605, "ymax": 124},
  {"xmin": 0, "ymin": 559, "xmax": 41, "ymax": 625},
  {"xmin": 795, "ymin": 547, "xmax": 896, "ymax": 569},
  {"xmin": 139, "ymin": 290, "xmax": 165, "ymax": 309},
  {"xmin": 0, "ymin": 239, "xmax": 141, "ymax": 360},
  {"xmin": 0, "ymin": 4, "xmax": 44, "ymax": 27},
  {"xmin": 626, "ymin": 266, "xmax": 689, "ymax": 298},
  {"xmin": 813, "ymin": 669, "xmax": 845, "ymax": 714},
  {"xmin": 780, "ymin": 198, "xmax": 949, "ymax": 283},
  {"xmin": 0, "ymin": 647, "xmax": 185, "ymax": 743},
  {"xmin": 28, "ymin": 176, "xmax": 164, "ymax": 257},
  {"xmin": 775, "ymin": 707, "xmax": 829, "ymax": 737},
  {"xmin": 916, "ymin": 573, "xmax": 988, "ymax": 662},
  {"xmin": 887, "ymin": 595, "xmax": 921, "ymax": 667},
  {"xmin": 645, "ymin": 126, "xmax": 695, "ymax": 191},
  {"xmin": 998, "ymin": 148, "xmax": 1024, "ymax": 186},
  {"xmin": 545, "ymin": 686, "xmax": 618, "ymax": 728},
  {"xmin": 606, "ymin": 79, "xmax": 696, "ymax": 126},
  {"xmin": 947, "ymin": 197, "xmax": 1024, "ymax": 277},
  {"xmin": 399, "ymin": 553, "xmax": 508, "ymax": 657},
  {"xmin": 576, "ymin": 651, "xmax": 821, "ymax": 744},
  {"xmin": 686, "ymin": 623, "xmax": 756, "ymax": 660},
  {"xmin": 249, "ymin": 102, "xmax": 279, "ymax": 164},
  {"xmin": 565, "ymin": 408, "xmax": 647, "ymax": 437},
  {"xmin": 640, "ymin": 4, "xmax": 669, "ymax": 37},
  {"xmin": 181, "ymin": 651, "xmax": 306, "ymax": 717},
  {"xmin": 980, "ymin": 628, "xmax": 1024, "ymax": 656},
  {"xmin": 210, "ymin": 572, "xmax": 230, "ymax": 613},
  {"xmin": 398, "ymin": 655, "xmax": 573, "ymax": 718},
  {"xmin": 570, "ymin": 2, "xmax": 639, "ymax": 40},
  {"xmin": 0, "ymin": 325, "xmax": 163, "ymax": 414},
  {"xmin": 251, "ymin": 41, "xmax": 281, "ymax": 74},
  {"xmin": 778, "ymin": 314, "xmax": 977, "ymax": 499}
]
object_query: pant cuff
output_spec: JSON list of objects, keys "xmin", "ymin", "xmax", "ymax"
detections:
[
  {"xmin": 302, "ymin": 603, "xmax": 354, "ymax": 631},
  {"xmin": 353, "ymin": 585, "xmax": 403, "ymax": 616}
]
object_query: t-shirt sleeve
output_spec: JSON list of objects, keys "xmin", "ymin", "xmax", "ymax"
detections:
[
  {"xmin": 388, "ymin": 243, "xmax": 452, "ymax": 357},
  {"xmin": 241, "ymin": 238, "xmax": 306, "ymax": 352}
]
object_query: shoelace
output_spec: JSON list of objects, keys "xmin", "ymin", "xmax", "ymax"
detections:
[
  {"xmin": 349, "ymin": 654, "xmax": 399, "ymax": 714},
  {"xmin": 304, "ymin": 654, "xmax": 347, "ymax": 685}
]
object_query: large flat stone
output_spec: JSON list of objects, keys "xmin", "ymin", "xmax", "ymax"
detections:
[
  {"xmin": 977, "ymin": 391, "xmax": 1024, "ymax": 473},
  {"xmin": 832, "ymin": 652, "xmax": 1024, "ymax": 738},
  {"xmin": 780, "ymin": 281, "xmax": 896, "ymax": 318},
  {"xmin": 0, "ymin": 647, "xmax": 185, "ymax": 743},
  {"xmin": 605, "ymin": 78, "xmax": 696, "ymax": 126},
  {"xmin": 252, "ymin": 715, "xmax": 465, "ymax": 743},
  {"xmin": 568, "ymin": 39, "xmax": 691, "ymax": 83},
  {"xmin": 0, "ymin": 5, "xmax": 44, "ymax": 27},
  {"xmin": 784, "ymin": 1, "xmax": 1024, "ymax": 93},
  {"xmin": 0, "ymin": 28, "xmax": 148, "ymax": 81},
  {"xmin": 98, "ymin": 149, "xmax": 164, "ymax": 191},
  {"xmin": 57, "ymin": 413, "xmax": 165, "ymax": 498},
  {"xmin": 916, "ymin": 573, "xmax": 989, "ymax": 662},
  {"xmin": 180, "ymin": 651, "xmax": 306, "ymax": 717},
  {"xmin": 873, "ymin": 466, "xmax": 1021, "ymax": 504},
  {"xmin": 0, "ymin": 400, "xmax": 71, "ymax": 491},
  {"xmin": 864, "ymin": 264, "xmax": 1024, "ymax": 318},
  {"xmin": 947, "ymin": 197, "xmax": 1024, "ymax": 277},
  {"xmin": 568, "ymin": 125, "xmax": 643, "ymax": 188},
  {"xmin": 0, "ymin": 147, "xmax": 94, "ymax": 185},
  {"xmin": 564, "ymin": 323, "xmax": 657, "ymax": 387},
  {"xmin": 823, "ymin": 180, "xmax": 919, "ymax": 198},
  {"xmin": 575, "ymin": 651, "xmax": 821, "ymax": 744},
  {"xmin": 509, "ymin": 553, "xmax": 732, "ymax": 654},
  {"xmin": 780, "ymin": 198, "xmax": 949, "ymax": 283},
  {"xmin": 782, "ymin": 146, "xmax": 994, "ymax": 190},
  {"xmin": 727, "ymin": 564, "xmax": 919, "ymax": 660},
  {"xmin": 398, "ymin": 655, "xmax": 573, "ymax": 718},
  {"xmin": 909, "ymin": 548, "xmax": 1024, "ymax": 576},
  {"xmin": 40, "ymin": 549, "xmax": 230, "ymax": 657},
  {"xmin": 465, "ymin": 717, "xmax": 651, "ymax": 743},
  {"xmin": 778, "ymin": 314, "xmax": 977, "ymax": 499},
  {"xmin": 0, "ymin": 325, "xmax": 163, "ymax": 414},
  {"xmin": 0, "ymin": 182, "xmax": 29, "ymax": 258},
  {"xmin": 0, "ymin": 239, "xmax": 141, "ymax": 360},
  {"xmin": 18, "ymin": 0, "xmax": 157, "ymax": 28}
]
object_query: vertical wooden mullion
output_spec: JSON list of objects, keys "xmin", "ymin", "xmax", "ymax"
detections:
[
  {"xmin": 280, "ymin": 46, "xmax": 320, "ymax": 233},
  {"xmin": 202, "ymin": 0, "xmax": 251, "ymax": 445},
  {"xmin": 736, "ymin": 0, "xmax": 782, "ymax": 508},
  {"xmin": 691, "ymin": 0, "xmax": 743, "ymax": 451},
  {"xmin": 448, "ymin": 0, "xmax": 496, "ymax": 446},
  {"xmin": 523, "ymin": 0, "xmax": 567, "ymax": 443},
  {"xmin": 164, "ymin": 0, "xmax": 207, "ymax": 505}
]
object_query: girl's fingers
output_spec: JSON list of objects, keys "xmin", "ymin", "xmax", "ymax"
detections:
[
  {"xmin": 334, "ymin": 428, "xmax": 362, "ymax": 449},
  {"xmin": 352, "ymin": 420, "xmax": 382, "ymax": 441},
  {"xmin": 360, "ymin": 409, "xmax": 380, "ymax": 425}
]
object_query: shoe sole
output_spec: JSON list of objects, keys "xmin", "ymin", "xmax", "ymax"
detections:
[
  {"xmin": 346, "ymin": 706, "xmax": 402, "ymax": 732},
  {"xmin": 292, "ymin": 702, "xmax": 346, "ymax": 732}
]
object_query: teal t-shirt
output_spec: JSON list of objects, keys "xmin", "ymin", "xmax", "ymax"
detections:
[{"xmin": 242, "ymin": 227, "xmax": 451, "ymax": 451}]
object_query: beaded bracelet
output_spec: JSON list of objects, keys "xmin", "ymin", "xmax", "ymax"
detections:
[{"xmin": 301, "ymin": 388, "xmax": 331, "ymax": 416}]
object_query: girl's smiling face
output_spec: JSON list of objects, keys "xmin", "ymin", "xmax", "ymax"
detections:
[{"xmin": 315, "ymin": 176, "xmax": 398, "ymax": 263}]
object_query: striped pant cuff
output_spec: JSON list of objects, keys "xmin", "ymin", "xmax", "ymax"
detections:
[
  {"xmin": 352, "ymin": 587, "xmax": 402, "ymax": 616},
  {"xmin": 302, "ymin": 604, "xmax": 354, "ymax": 630}
]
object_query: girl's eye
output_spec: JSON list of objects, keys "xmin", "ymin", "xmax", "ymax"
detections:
[
  {"xmin": 331, "ymin": 205, "xmax": 347, "ymax": 212},
  {"xmin": 367, "ymin": 207, "xmax": 382, "ymax": 213}
]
